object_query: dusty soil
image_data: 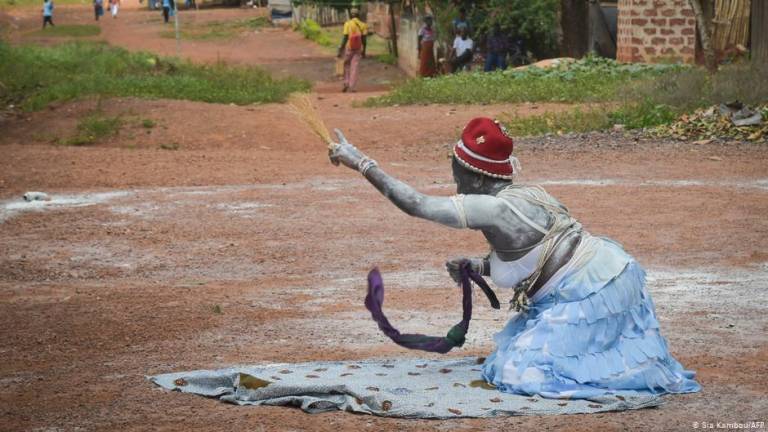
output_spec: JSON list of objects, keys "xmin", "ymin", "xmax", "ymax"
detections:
[{"xmin": 1, "ymin": 3, "xmax": 768, "ymax": 431}]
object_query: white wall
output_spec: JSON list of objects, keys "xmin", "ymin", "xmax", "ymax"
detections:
[{"xmin": 397, "ymin": 16, "xmax": 420, "ymax": 77}]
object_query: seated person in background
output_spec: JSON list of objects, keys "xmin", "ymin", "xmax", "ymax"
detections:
[
  {"xmin": 451, "ymin": 26, "xmax": 474, "ymax": 73},
  {"xmin": 484, "ymin": 23, "xmax": 510, "ymax": 72}
]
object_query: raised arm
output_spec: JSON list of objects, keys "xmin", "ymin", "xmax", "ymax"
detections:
[
  {"xmin": 329, "ymin": 129, "xmax": 506, "ymax": 230},
  {"xmin": 338, "ymin": 35, "xmax": 348, "ymax": 58}
]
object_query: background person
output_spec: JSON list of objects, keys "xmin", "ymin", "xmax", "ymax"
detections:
[
  {"xmin": 161, "ymin": 0, "xmax": 173, "ymax": 23},
  {"xmin": 451, "ymin": 26, "xmax": 473, "ymax": 73},
  {"xmin": 484, "ymin": 23, "xmax": 509, "ymax": 72},
  {"xmin": 452, "ymin": 7, "xmax": 470, "ymax": 36},
  {"xmin": 337, "ymin": 8, "xmax": 367, "ymax": 93},
  {"xmin": 417, "ymin": 15, "xmax": 436, "ymax": 78},
  {"xmin": 94, "ymin": 0, "xmax": 104, "ymax": 20},
  {"xmin": 109, "ymin": 0, "xmax": 119, "ymax": 18},
  {"xmin": 42, "ymin": 0, "xmax": 54, "ymax": 28}
]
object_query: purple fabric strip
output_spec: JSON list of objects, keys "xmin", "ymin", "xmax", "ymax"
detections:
[{"xmin": 364, "ymin": 262, "xmax": 496, "ymax": 354}]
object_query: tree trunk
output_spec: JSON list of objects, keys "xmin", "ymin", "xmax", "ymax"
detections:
[
  {"xmin": 753, "ymin": 0, "xmax": 768, "ymax": 64},
  {"xmin": 559, "ymin": 0, "xmax": 589, "ymax": 58},
  {"xmin": 689, "ymin": 0, "xmax": 717, "ymax": 72},
  {"xmin": 389, "ymin": 0, "xmax": 399, "ymax": 57}
]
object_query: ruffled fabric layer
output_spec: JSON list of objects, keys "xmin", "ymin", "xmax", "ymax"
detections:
[{"xmin": 482, "ymin": 238, "xmax": 701, "ymax": 399}]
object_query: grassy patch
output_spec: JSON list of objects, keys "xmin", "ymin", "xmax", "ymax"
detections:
[
  {"xmin": 0, "ymin": 41, "xmax": 310, "ymax": 111},
  {"xmin": 432, "ymin": 59, "xmax": 765, "ymax": 138},
  {"xmin": 366, "ymin": 56, "xmax": 685, "ymax": 106},
  {"xmin": 374, "ymin": 52, "xmax": 397, "ymax": 65},
  {"xmin": 500, "ymin": 68, "xmax": 766, "ymax": 137},
  {"xmin": 501, "ymin": 101, "xmax": 680, "ymax": 137},
  {"xmin": 141, "ymin": 118, "xmax": 156, "ymax": 128},
  {"xmin": 502, "ymin": 108, "xmax": 612, "ymax": 137},
  {"xmin": 29, "ymin": 24, "xmax": 101, "ymax": 38},
  {"xmin": 608, "ymin": 63, "xmax": 767, "ymax": 133},
  {"xmin": 297, "ymin": 18, "xmax": 335, "ymax": 48},
  {"xmin": 0, "ymin": 0, "xmax": 86, "ymax": 8},
  {"xmin": 624, "ymin": 63, "xmax": 768, "ymax": 110},
  {"xmin": 609, "ymin": 101, "xmax": 679, "ymax": 130},
  {"xmin": 159, "ymin": 16, "xmax": 268, "ymax": 41},
  {"xmin": 60, "ymin": 110, "xmax": 123, "ymax": 146}
]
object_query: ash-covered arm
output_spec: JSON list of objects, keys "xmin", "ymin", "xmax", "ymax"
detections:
[
  {"xmin": 363, "ymin": 164, "xmax": 464, "ymax": 228},
  {"xmin": 329, "ymin": 129, "xmax": 505, "ymax": 230}
]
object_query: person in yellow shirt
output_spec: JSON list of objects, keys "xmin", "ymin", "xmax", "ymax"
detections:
[{"xmin": 337, "ymin": 8, "xmax": 367, "ymax": 93}]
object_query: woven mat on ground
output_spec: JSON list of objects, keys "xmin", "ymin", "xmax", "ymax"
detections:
[{"xmin": 149, "ymin": 357, "xmax": 663, "ymax": 419}]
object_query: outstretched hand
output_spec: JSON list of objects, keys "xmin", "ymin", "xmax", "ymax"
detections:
[{"xmin": 329, "ymin": 128, "xmax": 367, "ymax": 170}]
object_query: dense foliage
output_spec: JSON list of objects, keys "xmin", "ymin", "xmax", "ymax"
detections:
[
  {"xmin": 469, "ymin": 0, "xmax": 559, "ymax": 59},
  {"xmin": 406, "ymin": 0, "xmax": 559, "ymax": 59}
]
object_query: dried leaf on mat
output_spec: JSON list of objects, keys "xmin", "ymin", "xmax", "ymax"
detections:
[
  {"xmin": 238, "ymin": 373, "xmax": 271, "ymax": 390},
  {"xmin": 469, "ymin": 380, "xmax": 496, "ymax": 390}
]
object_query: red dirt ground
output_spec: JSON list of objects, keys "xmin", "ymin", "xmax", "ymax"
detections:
[{"xmin": 1, "ymin": 3, "xmax": 767, "ymax": 431}]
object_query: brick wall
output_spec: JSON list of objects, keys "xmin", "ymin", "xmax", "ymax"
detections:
[{"xmin": 616, "ymin": 0, "xmax": 697, "ymax": 63}]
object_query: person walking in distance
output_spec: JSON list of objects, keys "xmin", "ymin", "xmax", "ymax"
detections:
[
  {"xmin": 42, "ymin": 0, "xmax": 54, "ymax": 28},
  {"xmin": 94, "ymin": 0, "xmax": 104, "ymax": 20},
  {"xmin": 337, "ymin": 8, "xmax": 367, "ymax": 93},
  {"xmin": 109, "ymin": 0, "xmax": 120, "ymax": 18},
  {"xmin": 161, "ymin": 0, "xmax": 173, "ymax": 23}
]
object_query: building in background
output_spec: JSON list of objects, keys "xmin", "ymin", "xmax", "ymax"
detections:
[{"xmin": 616, "ymin": 0, "xmax": 754, "ymax": 64}]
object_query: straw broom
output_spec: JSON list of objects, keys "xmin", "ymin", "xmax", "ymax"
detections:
[{"xmin": 287, "ymin": 93, "xmax": 335, "ymax": 150}]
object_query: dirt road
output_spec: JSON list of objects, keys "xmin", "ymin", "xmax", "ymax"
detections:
[{"xmin": 1, "ymin": 4, "xmax": 767, "ymax": 431}]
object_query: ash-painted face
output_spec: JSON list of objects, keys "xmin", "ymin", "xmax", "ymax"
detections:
[
  {"xmin": 452, "ymin": 161, "xmax": 463, "ymax": 194},
  {"xmin": 452, "ymin": 160, "xmax": 478, "ymax": 195}
]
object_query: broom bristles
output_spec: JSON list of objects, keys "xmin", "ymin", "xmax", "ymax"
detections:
[{"xmin": 287, "ymin": 93, "xmax": 334, "ymax": 149}]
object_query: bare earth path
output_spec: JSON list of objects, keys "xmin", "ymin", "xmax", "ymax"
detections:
[{"xmin": 1, "ymin": 4, "xmax": 767, "ymax": 431}]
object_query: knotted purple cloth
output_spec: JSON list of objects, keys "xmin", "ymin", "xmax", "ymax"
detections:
[{"xmin": 365, "ymin": 262, "xmax": 499, "ymax": 354}]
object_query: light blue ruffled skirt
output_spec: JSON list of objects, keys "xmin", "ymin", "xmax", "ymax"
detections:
[{"xmin": 482, "ymin": 237, "xmax": 701, "ymax": 399}]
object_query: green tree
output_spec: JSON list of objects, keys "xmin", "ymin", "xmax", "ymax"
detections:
[{"xmin": 473, "ymin": 0, "xmax": 559, "ymax": 59}]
